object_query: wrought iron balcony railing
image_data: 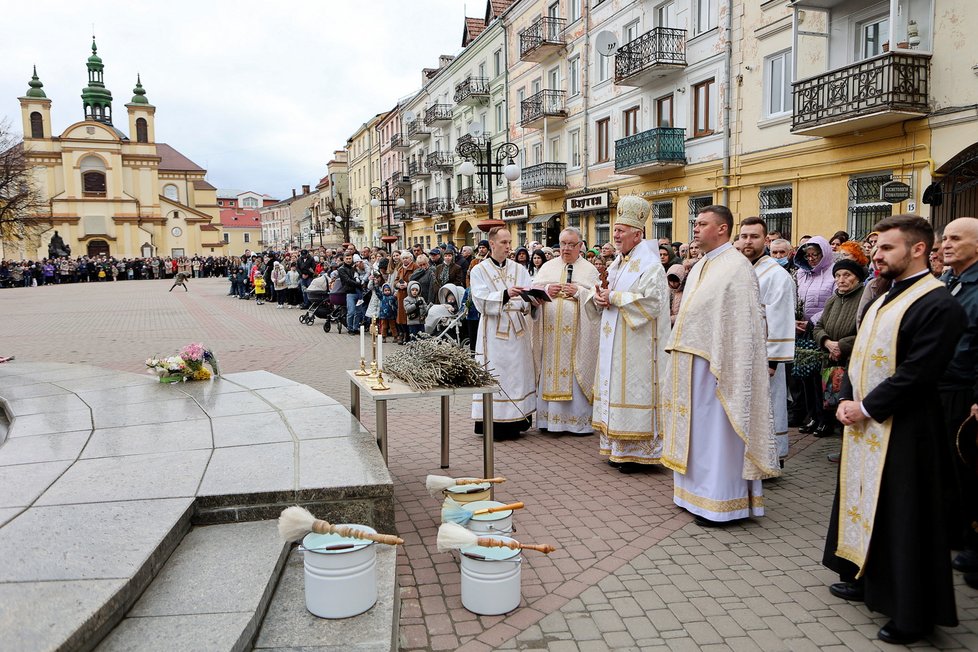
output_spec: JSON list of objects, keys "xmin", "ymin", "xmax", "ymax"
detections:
[
  {"xmin": 614, "ymin": 127, "xmax": 687, "ymax": 174},
  {"xmin": 426, "ymin": 197, "xmax": 454, "ymax": 214},
  {"xmin": 424, "ymin": 103, "xmax": 454, "ymax": 126},
  {"xmin": 389, "ymin": 133, "xmax": 409, "ymax": 150},
  {"xmin": 454, "ymin": 76, "xmax": 490, "ymax": 105},
  {"xmin": 389, "ymin": 172, "xmax": 409, "ymax": 187},
  {"xmin": 520, "ymin": 162, "xmax": 566, "ymax": 194},
  {"xmin": 456, "ymin": 187, "xmax": 488, "ymax": 207},
  {"xmin": 426, "ymin": 151, "xmax": 455, "ymax": 171},
  {"xmin": 520, "ymin": 16, "xmax": 566, "ymax": 62},
  {"xmin": 411, "ymin": 201, "xmax": 430, "ymax": 216},
  {"xmin": 521, "ymin": 89, "xmax": 567, "ymax": 127},
  {"xmin": 614, "ymin": 27, "xmax": 687, "ymax": 85},
  {"xmin": 408, "ymin": 120, "xmax": 430, "ymax": 140},
  {"xmin": 408, "ymin": 161, "xmax": 429, "ymax": 179},
  {"xmin": 792, "ymin": 51, "xmax": 931, "ymax": 136},
  {"xmin": 456, "ymin": 133, "xmax": 487, "ymax": 152}
]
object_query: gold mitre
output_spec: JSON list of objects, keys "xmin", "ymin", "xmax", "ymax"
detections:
[{"xmin": 614, "ymin": 195, "xmax": 650, "ymax": 231}]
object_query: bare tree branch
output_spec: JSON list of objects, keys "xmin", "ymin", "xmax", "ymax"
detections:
[
  {"xmin": 323, "ymin": 192, "xmax": 356, "ymax": 245},
  {"xmin": 0, "ymin": 119, "xmax": 44, "ymax": 241}
]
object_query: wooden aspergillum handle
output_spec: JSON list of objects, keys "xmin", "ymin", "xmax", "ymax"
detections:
[
  {"xmin": 476, "ymin": 537, "xmax": 558, "ymax": 554},
  {"xmin": 472, "ymin": 502, "xmax": 524, "ymax": 515},
  {"xmin": 311, "ymin": 520, "xmax": 405, "ymax": 546},
  {"xmin": 457, "ymin": 476, "xmax": 506, "ymax": 485}
]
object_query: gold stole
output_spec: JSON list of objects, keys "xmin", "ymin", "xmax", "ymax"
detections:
[
  {"xmin": 540, "ymin": 289, "xmax": 578, "ymax": 401},
  {"xmin": 836, "ymin": 273, "xmax": 943, "ymax": 577},
  {"xmin": 480, "ymin": 261, "xmax": 527, "ymax": 340}
]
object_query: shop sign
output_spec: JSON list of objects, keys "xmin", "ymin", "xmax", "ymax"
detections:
[
  {"xmin": 434, "ymin": 221, "xmax": 450, "ymax": 233},
  {"xmin": 880, "ymin": 181, "xmax": 912, "ymax": 203},
  {"xmin": 640, "ymin": 185, "xmax": 688, "ymax": 198},
  {"xmin": 501, "ymin": 205, "xmax": 529, "ymax": 221},
  {"xmin": 566, "ymin": 191, "xmax": 610, "ymax": 213}
]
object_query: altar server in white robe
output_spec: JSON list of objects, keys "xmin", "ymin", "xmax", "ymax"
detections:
[
  {"xmin": 532, "ymin": 227, "xmax": 600, "ymax": 434},
  {"xmin": 470, "ymin": 226, "xmax": 538, "ymax": 438},
  {"xmin": 588, "ymin": 196, "xmax": 672, "ymax": 472},
  {"xmin": 737, "ymin": 217, "xmax": 796, "ymax": 467},
  {"xmin": 662, "ymin": 205, "xmax": 780, "ymax": 526}
]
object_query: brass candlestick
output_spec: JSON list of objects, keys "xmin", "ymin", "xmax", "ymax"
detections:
[
  {"xmin": 355, "ymin": 358, "xmax": 369, "ymax": 376},
  {"xmin": 371, "ymin": 368, "xmax": 390, "ymax": 391},
  {"xmin": 367, "ymin": 325, "xmax": 379, "ymax": 380}
]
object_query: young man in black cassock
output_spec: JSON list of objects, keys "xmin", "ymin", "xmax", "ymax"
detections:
[{"xmin": 823, "ymin": 215, "xmax": 966, "ymax": 645}]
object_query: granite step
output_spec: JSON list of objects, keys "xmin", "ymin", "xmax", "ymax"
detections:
[
  {"xmin": 95, "ymin": 520, "xmax": 289, "ymax": 652},
  {"xmin": 253, "ymin": 545, "xmax": 399, "ymax": 652}
]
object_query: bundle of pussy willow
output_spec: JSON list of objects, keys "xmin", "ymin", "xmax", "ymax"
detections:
[{"xmin": 382, "ymin": 335, "xmax": 495, "ymax": 391}]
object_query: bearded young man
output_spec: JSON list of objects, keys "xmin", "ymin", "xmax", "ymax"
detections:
[
  {"xmin": 661, "ymin": 205, "xmax": 779, "ymax": 524},
  {"xmin": 588, "ymin": 196, "xmax": 671, "ymax": 472},
  {"xmin": 823, "ymin": 215, "xmax": 965, "ymax": 645}
]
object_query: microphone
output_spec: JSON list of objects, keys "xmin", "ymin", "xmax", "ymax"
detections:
[{"xmin": 566, "ymin": 264, "xmax": 574, "ymax": 284}]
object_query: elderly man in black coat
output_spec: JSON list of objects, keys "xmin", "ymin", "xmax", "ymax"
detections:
[{"xmin": 823, "ymin": 215, "xmax": 966, "ymax": 645}]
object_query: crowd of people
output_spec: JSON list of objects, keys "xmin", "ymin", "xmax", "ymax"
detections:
[{"xmin": 0, "ymin": 255, "xmax": 236, "ymax": 287}]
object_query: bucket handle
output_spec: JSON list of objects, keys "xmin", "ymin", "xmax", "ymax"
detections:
[
  {"xmin": 453, "ymin": 550, "xmax": 523, "ymax": 565},
  {"xmin": 298, "ymin": 543, "xmax": 358, "ymax": 553}
]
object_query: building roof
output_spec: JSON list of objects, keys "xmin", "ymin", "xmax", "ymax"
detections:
[
  {"xmin": 488, "ymin": 0, "xmax": 515, "ymax": 20},
  {"xmin": 157, "ymin": 143, "xmax": 205, "ymax": 172},
  {"xmin": 216, "ymin": 188, "xmax": 246, "ymax": 199},
  {"xmin": 219, "ymin": 208, "xmax": 262, "ymax": 228},
  {"xmin": 463, "ymin": 18, "xmax": 486, "ymax": 46},
  {"xmin": 193, "ymin": 179, "xmax": 216, "ymax": 191},
  {"xmin": 199, "ymin": 224, "xmax": 220, "ymax": 232}
]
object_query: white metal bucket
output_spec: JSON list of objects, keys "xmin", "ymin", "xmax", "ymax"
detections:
[
  {"xmin": 464, "ymin": 500, "xmax": 514, "ymax": 536},
  {"xmin": 460, "ymin": 536, "xmax": 522, "ymax": 615},
  {"xmin": 301, "ymin": 525, "xmax": 377, "ymax": 619},
  {"xmin": 443, "ymin": 480, "xmax": 491, "ymax": 504}
]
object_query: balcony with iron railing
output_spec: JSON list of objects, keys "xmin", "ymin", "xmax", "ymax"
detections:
[
  {"xmin": 614, "ymin": 127, "xmax": 687, "ymax": 175},
  {"xmin": 520, "ymin": 16, "xmax": 566, "ymax": 62},
  {"xmin": 408, "ymin": 120, "xmax": 431, "ymax": 140},
  {"xmin": 389, "ymin": 171, "xmax": 410, "ymax": 188},
  {"xmin": 614, "ymin": 27, "xmax": 687, "ymax": 86},
  {"xmin": 426, "ymin": 151, "xmax": 455, "ymax": 171},
  {"xmin": 520, "ymin": 89, "xmax": 567, "ymax": 129},
  {"xmin": 389, "ymin": 133, "xmax": 409, "ymax": 150},
  {"xmin": 408, "ymin": 160, "xmax": 430, "ymax": 180},
  {"xmin": 520, "ymin": 162, "xmax": 566, "ymax": 195},
  {"xmin": 454, "ymin": 76, "xmax": 490, "ymax": 106},
  {"xmin": 456, "ymin": 187, "xmax": 488, "ymax": 208},
  {"xmin": 791, "ymin": 51, "xmax": 931, "ymax": 137},
  {"xmin": 424, "ymin": 104, "xmax": 453, "ymax": 126},
  {"xmin": 456, "ymin": 133, "xmax": 487, "ymax": 152},
  {"xmin": 426, "ymin": 197, "xmax": 454, "ymax": 214},
  {"xmin": 411, "ymin": 201, "xmax": 430, "ymax": 217}
]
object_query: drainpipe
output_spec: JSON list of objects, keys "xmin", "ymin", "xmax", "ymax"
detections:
[
  {"xmin": 582, "ymin": 4, "xmax": 591, "ymax": 191},
  {"xmin": 721, "ymin": 0, "xmax": 733, "ymax": 207}
]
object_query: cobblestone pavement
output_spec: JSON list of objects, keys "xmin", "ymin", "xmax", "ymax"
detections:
[{"xmin": 2, "ymin": 278, "xmax": 976, "ymax": 651}]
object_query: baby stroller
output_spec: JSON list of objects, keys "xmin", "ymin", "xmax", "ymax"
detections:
[
  {"xmin": 424, "ymin": 284, "xmax": 466, "ymax": 345},
  {"xmin": 299, "ymin": 275, "xmax": 331, "ymax": 327},
  {"xmin": 322, "ymin": 290, "xmax": 348, "ymax": 333}
]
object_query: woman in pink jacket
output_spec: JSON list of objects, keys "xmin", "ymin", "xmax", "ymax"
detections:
[{"xmin": 792, "ymin": 236, "xmax": 836, "ymax": 435}]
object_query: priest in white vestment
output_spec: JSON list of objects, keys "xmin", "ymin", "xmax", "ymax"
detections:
[
  {"xmin": 532, "ymin": 227, "xmax": 600, "ymax": 434},
  {"xmin": 662, "ymin": 205, "xmax": 780, "ymax": 525},
  {"xmin": 737, "ymin": 217, "xmax": 796, "ymax": 466},
  {"xmin": 470, "ymin": 226, "xmax": 538, "ymax": 437},
  {"xmin": 588, "ymin": 196, "xmax": 671, "ymax": 472}
]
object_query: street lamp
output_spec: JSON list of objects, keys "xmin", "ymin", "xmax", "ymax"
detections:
[
  {"xmin": 456, "ymin": 129, "xmax": 520, "ymax": 232},
  {"xmin": 369, "ymin": 182, "xmax": 406, "ymax": 252}
]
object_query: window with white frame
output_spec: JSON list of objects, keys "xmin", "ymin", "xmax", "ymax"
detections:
[
  {"xmin": 493, "ymin": 49, "xmax": 502, "ymax": 77},
  {"xmin": 688, "ymin": 195, "xmax": 713, "ymax": 239},
  {"xmin": 624, "ymin": 20, "xmax": 640, "ymax": 45},
  {"xmin": 656, "ymin": 1, "xmax": 676, "ymax": 28},
  {"xmin": 163, "ymin": 184, "xmax": 179, "ymax": 201},
  {"xmin": 859, "ymin": 15, "xmax": 889, "ymax": 60},
  {"xmin": 568, "ymin": 56, "xmax": 580, "ymax": 96},
  {"xmin": 495, "ymin": 102, "xmax": 504, "ymax": 133},
  {"xmin": 243, "ymin": 233, "xmax": 251, "ymax": 243},
  {"xmin": 693, "ymin": 78, "xmax": 716, "ymax": 137},
  {"xmin": 569, "ymin": 0, "xmax": 581, "ymax": 23},
  {"xmin": 569, "ymin": 129, "xmax": 581, "ymax": 168},
  {"xmin": 652, "ymin": 201, "xmax": 673, "ymax": 240},
  {"xmin": 694, "ymin": 0, "xmax": 717, "ymax": 36},
  {"xmin": 759, "ymin": 186, "xmax": 793, "ymax": 240},
  {"xmin": 223, "ymin": 232, "xmax": 230, "ymax": 244},
  {"xmin": 550, "ymin": 136, "xmax": 560, "ymax": 162},
  {"xmin": 478, "ymin": 62, "xmax": 486, "ymax": 79},
  {"xmin": 597, "ymin": 49, "xmax": 610, "ymax": 82},
  {"xmin": 532, "ymin": 143, "xmax": 543, "ymax": 165},
  {"xmin": 764, "ymin": 50, "xmax": 792, "ymax": 117}
]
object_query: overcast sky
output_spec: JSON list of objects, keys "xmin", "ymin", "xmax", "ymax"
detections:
[{"xmin": 1, "ymin": 1, "xmax": 466, "ymax": 199}]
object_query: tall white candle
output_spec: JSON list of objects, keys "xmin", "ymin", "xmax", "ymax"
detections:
[
  {"xmin": 377, "ymin": 335, "xmax": 383, "ymax": 371},
  {"xmin": 359, "ymin": 325, "xmax": 365, "ymax": 359}
]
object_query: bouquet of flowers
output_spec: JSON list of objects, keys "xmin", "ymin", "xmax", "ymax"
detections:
[{"xmin": 146, "ymin": 343, "xmax": 220, "ymax": 383}]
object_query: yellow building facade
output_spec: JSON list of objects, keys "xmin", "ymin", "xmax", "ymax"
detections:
[{"xmin": 10, "ymin": 40, "xmax": 223, "ymax": 261}]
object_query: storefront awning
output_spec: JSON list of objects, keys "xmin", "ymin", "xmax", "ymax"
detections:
[{"xmin": 528, "ymin": 212, "xmax": 561, "ymax": 225}]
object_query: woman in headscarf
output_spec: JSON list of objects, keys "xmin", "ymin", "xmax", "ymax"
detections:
[{"xmin": 394, "ymin": 251, "xmax": 415, "ymax": 345}]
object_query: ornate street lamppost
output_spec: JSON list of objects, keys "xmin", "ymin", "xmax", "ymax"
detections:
[
  {"xmin": 369, "ymin": 182, "xmax": 406, "ymax": 252},
  {"xmin": 456, "ymin": 130, "xmax": 520, "ymax": 233}
]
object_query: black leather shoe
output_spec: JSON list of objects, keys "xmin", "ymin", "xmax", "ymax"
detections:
[
  {"xmin": 693, "ymin": 515, "xmax": 727, "ymax": 528},
  {"xmin": 964, "ymin": 573, "xmax": 978, "ymax": 590},
  {"xmin": 952, "ymin": 549, "xmax": 978, "ymax": 573},
  {"xmin": 798, "ymin": 419, "xmax": 817, "ymax": 434},
  {"xmin": 606, "ymin": 459, "xmax": 621, "ymax": 468},
  {"xmin": 828, "ymin": 581, "xmax": 864, "ymax": 602},
  {"xmin": 878, "ymin": 620, "xmax": 929, "ymax": 645},
  {"xmin": 618, "ymin": 462, "xmax": 645, "ymax": 474},
  {"xmin": 813, "ymin": 424, "xmax": 834, "ymax": 437}
]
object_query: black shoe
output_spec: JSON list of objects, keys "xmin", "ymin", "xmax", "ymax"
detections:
[
  {"xmin": 813, "ymin": 424, "xmax": 834, "ymax": 437},
  {"xmin": 952, "ymin": 550, "xmax": 978, "ymax": 573},
  {"xmin": 606, "ymin": 460, "xmax": 621, "ymax": 468},
  {"xmin": 964, "ymin": 573, "xmax": 978, "ymax": 590},
  {"xmin": 878, "ymin": 620, "xmax": 929, "ymax": 645},
  {"xmin": 618, "ymin": 462, "xmax": 644, "ymax": 474},
  {"xmin": 693, "ymin": 515, "xmax": 727, "ymax": 528},
  {"xmin": 827, "ymin": 452, "xmax": 841, "ymax": 463},
  {"xmin": 828, "ymin": 581, "xmax": 864, "ymax": 602},
  {"xmin": 798, "ymin": 419, "xmax": 817, "ymax": 434}
]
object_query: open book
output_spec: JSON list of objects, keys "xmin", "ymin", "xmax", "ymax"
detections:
[{"xmin": 519, "ymin": 288, "xmax": 551, "ymax": 303}]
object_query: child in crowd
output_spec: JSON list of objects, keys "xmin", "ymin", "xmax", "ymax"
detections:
[
  {"xmin": 253, "ymin": 273, "xmax": 266, "ymax": 305},
  {"xmin": 377, "ymin": 283, "xmax": 397, "ymax": 342},
  {"xmin": 403, "ymin": 280, "xmax": 428, "ymax": 341}
]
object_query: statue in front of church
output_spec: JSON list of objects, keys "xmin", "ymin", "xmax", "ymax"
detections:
[{"xmin": 48, "ymin": 230, "xmax": 71, "ymax": 258}]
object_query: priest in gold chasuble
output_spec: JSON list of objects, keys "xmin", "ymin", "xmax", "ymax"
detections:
[
  {"xmin": 532, "ymin": 227, "xmax": 600, "ymax": 434},
  {"xmin": 662, "ymin": 205, "xmax": 780, "ymax": 525},
  {"xmin": 587, "ymin": 196, "xmax": 671, "ymax": 470}
]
